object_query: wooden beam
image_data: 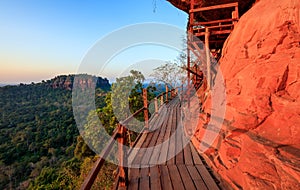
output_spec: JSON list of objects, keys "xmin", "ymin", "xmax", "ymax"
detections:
[
  {"xmin": 81, "ymin": 128, "xmax": 119, "ymax": 190},
  {"xmin": 165, "ymin": 85, "xmax": 169, "ymax": 103},
  {"xmin": 207, "ymin": 24, "xmax": 233, "ymax": 29},
  {"xmin": 118, "ymin": 124, "xmax": 128, "ymax": 187},
  {"xmin": 195, "ymin": 29, "xmax": 232, "ymax": 36},
  {"xmin": 143, "ymin": 88, "xmax": 149, "ymax": 129},
  {"xmin": 190, "ymin": 2, "xmax": 238, "ymax": 13},
  {"xmin": 193, "ymin": 18, "xmax": 235, "ymax": 26},
  {"xmin": 205, "ymin": 28, "xmax": 211, "ymax": 90},
  {"xmin": 154, "ymin": 97, "xmax": 158, "ymax": 113}
]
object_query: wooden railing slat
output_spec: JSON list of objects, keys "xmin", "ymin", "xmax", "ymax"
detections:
[{"xmin": 189, "ymin": 2, "xmax": 238, "ymax": 13}]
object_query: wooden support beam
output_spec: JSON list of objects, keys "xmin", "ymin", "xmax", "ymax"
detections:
[
  {"xmin": 235, "ymin": 4, "xmax": 239, "ymax": 20},
  {"xmin": 193, "ymin": 18, "xmax": 235, "ymax": 26},
  {"xmin": 205, "ymin": 28, "xmax": 211, "ymax": 90},
  {"xmin": 143, "ymin": 89, "xmax": 149, "ymax": 129},
  {"xmin": 190, "ymin": 2, "xmax": 238, "ymax": 13},
  {"xmin": 207, "ymin": 24, "xmax": 233, "ymax": 29},
  {"xmin": 117, "ymin": 124, "xmax": 128, "ymax": 187},
  {"xmin": 154, "ymin": 97, "xmax": 158, "ymax": 113},
  {"xmin": 165, "ymin": 85, "xmax": 169, "ymax": 103},
  {"xmin": 187, "ymin": 43, "xmax": 191, "ymax": 109},
  {"xmin": 80, "ymin": 129, "xmax": 119, "ymax": 190},
  {"xmin": 195, "ymin": 29, "xmax": 233, "ymax": 36}
]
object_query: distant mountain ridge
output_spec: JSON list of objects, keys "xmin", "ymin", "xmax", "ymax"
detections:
[
  {"xmin": 48, "ymin": 74, "xmax": 111, "ymax": 91},
  {"xmin": 2, "ymin": 74, "xmax": 111, "ymax": 91},
  {"xmin": 0, "ymin": 83, "xmax": 16, "ymax": 87}
]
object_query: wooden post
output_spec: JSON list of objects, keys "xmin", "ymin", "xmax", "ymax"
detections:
[
  {"xmin": 160, "ymin": 95, "xmax": 164, "ymax": 106},
  {"xmin": 187, "ymin": 0, "xmax": 195, "ymax": 109},
  {"xmin": 117, "ymin": 124, "xmax": 127, "ymax": 187},
  {"xmin": 205, "ymin": 27, "xmax": 211, "ymax": 90},
  {"xmin": 143, "ymin": 89, "xmax": 149, "ymax": 129},
  {"xmin": 232, "ymin": 4, "xmax": 239, "ymax": 26},
  {"xmin": 235, "ymin": 4, "xmax": 239, "ymax": 20},
  {"xmin": 190, "ymin": 0, "xmax": 195, "ymax": 26},
  {"xmin": 154, "ymin": 97, "xmax": 158, "ymax": 113},
  {"xmin": 165, "ymin": 85, "xmax": 168, "ymax": 103}
]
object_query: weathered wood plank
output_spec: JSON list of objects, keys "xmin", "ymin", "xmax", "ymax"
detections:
[
  {"xmin": 175, "ymin": 104, "xmax": 184, "ymax": 165},
  {"xmin": 139, "ymin": 168, "xmax": 150, "ymax": 190},
  {"xmin": 149, "ymin": 114, "xmax": 169, "ymax": 165},
  {"xmin": 168, "ymin": 165, "xmax": 185, "ymax": 190},
  {"xmin": 183, "ymin": 142, "xmax": 194, "ymax": 165},
  {"xmin": 167, "ymin": 102, "xmax": 179, "ymax": 165},
  {"xmin": 141, "ymin": 120, "xmax": 162, "ymax": 166},
  {"xmin": 158, "ymin": 107, "xmax": 174, "ymax": 164},
  {"xmin": 131, "ymin": 131, "xmax": 155, "ymax": 166},
  {"xmin": 195, "ymin": 164, "xmax": 220, "ymax": 190},
  {"xmin": 190, "ymin": 143, "xmax": 203, "ymax": 165},
  {"xmin": 159, "ymin": 165, "xmax": 173, "ymax": 190},
  {"xmin": 127, "ymin": 168, "xmax": 139, "ymax": 190},
  {"xmin": 149, "ymin": 166, "xmax": 162, "ymax": 190},
  {"xmin": 177, "ymin": 165, "xmax": 197, "ymax": 190},
  {"xmin": 186, "ymin": 165, "xmax": 208, "ymax": 190}
]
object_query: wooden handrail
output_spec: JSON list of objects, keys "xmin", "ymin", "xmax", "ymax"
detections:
[
  {"xmin": 120, "ymin": 107, "xmax": 145, "ymax": 125},
  {"xmin": 80, "ymin": 127, "xmax": 119, "ymax": 190},
  {"xmin": 192, "ymin": 18, "xmax": 236, "ymax": 26},
  {"xmin": 143, "ymin": 89, "xmax": 149, "ymax": 129},
  {"xmin": 193, "ymin": 24, "xmax": 233, "ymax": 30},
  {"xmin": 189, "ymin": 2, "xmax": 238, "ymax": 13}
]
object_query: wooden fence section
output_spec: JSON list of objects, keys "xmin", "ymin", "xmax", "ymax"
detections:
[{"xmin": 190, "ymin": 2, "xmax": 239, "ymax": 37}]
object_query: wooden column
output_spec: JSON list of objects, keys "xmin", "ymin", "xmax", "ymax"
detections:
[
  {"xmin": 117, "ymin": 124, "xmax": 127, "ymax": 187},
  {"xmin": 160, "ymin": 95, "xmax": 164, "ymax": 106},
  {"xmin": 154, "ymin": 97, "xmax": 158, "ymax": 113},
  {"xmin": 235, "ymin": 4, "xmax": 239, "ymax": 20},
  {"xmin": 165, "ymin": 85, "xmax": 169, "ymax": 103},
  {"xmin": 187, "ymin": 44, "xmax": 191, "ymax": 108},
  {"xmin": 205, "ymin": 27, "xmax": 211, "ymax": 90},
  {"xmin": 187, "ymin": 0, "xmax": 195, "ymax": 109},
  {"xmin": 232, "ymin": 4, "xmax": 239, "ymax": 26},
  {"xmin": 143, "ymin": 89, "xmax": 149, "ymax": 129}
]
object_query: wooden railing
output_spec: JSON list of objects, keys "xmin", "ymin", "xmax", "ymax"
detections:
[
  {"xmin": 190, "ymin": 2, "xmax": 239, "ymax": 37},
  {"xmin": 80, "ymin": 86, "xmax": 179, "ymax": 190},
  {"xmin": 187, "ymin": 2, "xmax": 239, "ymax": 91}
]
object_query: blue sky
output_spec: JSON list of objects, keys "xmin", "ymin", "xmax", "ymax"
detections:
[{"xmin": 0, "ymin": 0, "xmax": 188, "ymax": 84}]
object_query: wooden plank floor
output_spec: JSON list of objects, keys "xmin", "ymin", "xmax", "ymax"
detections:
[{"xmin": 119, "ymin": 98, "xmax": 219, "ymax": 190}]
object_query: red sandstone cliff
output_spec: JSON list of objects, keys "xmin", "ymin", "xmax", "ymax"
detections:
[{"xmin": 191, "ymin": 0, "xmax": 300, "ymax": 189}]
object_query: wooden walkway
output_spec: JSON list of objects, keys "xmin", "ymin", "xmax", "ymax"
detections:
[{"xmin": 117, "ymin": 97, "xmax": 220, "ymax": 190}]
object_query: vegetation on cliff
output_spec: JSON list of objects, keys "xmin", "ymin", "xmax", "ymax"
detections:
[{"xmin": 0, "ymin": 71, "xmax": 159, "ymax": 189}]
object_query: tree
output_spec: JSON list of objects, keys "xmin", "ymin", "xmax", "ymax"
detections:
[
  {"xmin": 110, "ymin": 70, "xmax": 145, "ymax": 121},
  {"xmin": 150, "ymin": 55, "xmax": 186, "ymax": 88}
]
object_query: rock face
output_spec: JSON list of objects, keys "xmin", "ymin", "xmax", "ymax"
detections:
[
  {"xmin": 191, "ymin": 0, "xmax": 300, "ymax": 189},
  {"xmin": 50, "ymin": 75, "xmax": 110, "ymax": 91}
]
